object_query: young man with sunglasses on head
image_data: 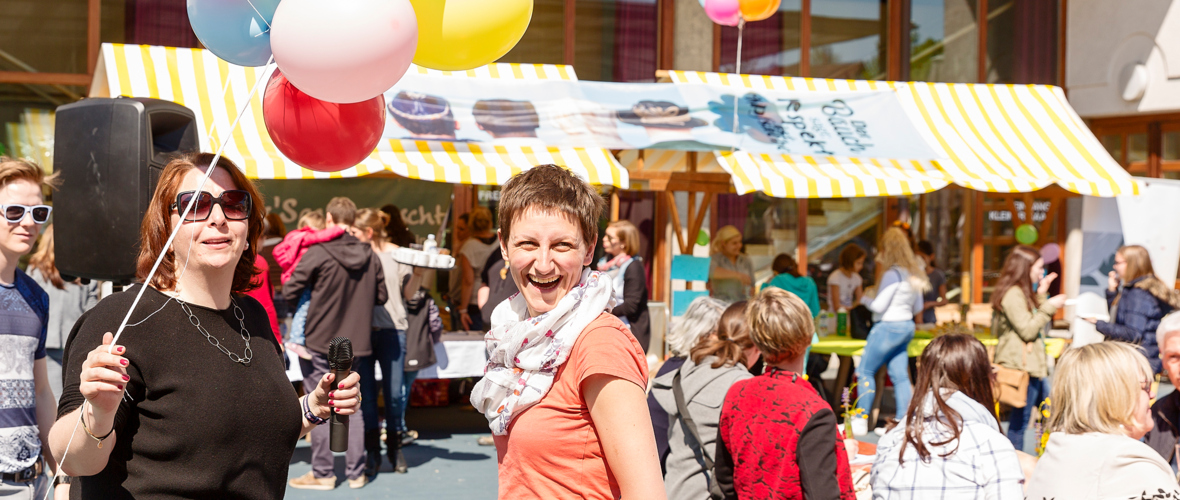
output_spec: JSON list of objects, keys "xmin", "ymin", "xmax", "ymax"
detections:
[{"xmin": 0, "ymin": 158, "xmax": 57, "ymax": 499}]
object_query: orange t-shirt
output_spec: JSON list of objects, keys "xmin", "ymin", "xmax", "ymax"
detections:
[{"xmin": 493, "ymin": 312, "xmax": 649, "ymax": 499}]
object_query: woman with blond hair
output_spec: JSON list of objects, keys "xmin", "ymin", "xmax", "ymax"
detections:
[
  {"xmin": 1086, "ymin": 245, "xmax": 1180, "ymax": 375},
  {"xmin": 1025, "ymin": 342, "xmax": 1177, "ymax": 498},
  {"xmin": 851, "ymin": 227, "xmax": 929, "ymax": 436},
  {"xmin": 993, "ymin": 245, "xmax": 1067, "ymax": 451},
  {"xmin": 651, "ymin": 301, "xmax": 754, "ymax": 499},
  {"xmin": 598, "ymin": 220, "xmax": 650, "ymax": 351},
  {"xmin": 458, "ymin": 206, "xmax": 497, "ymax": 331},
  {"xmin": 708, "ymin": 225, "xmax": 754, "ymax": 302}
]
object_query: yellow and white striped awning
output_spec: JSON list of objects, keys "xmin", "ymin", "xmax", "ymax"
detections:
[
  {"xmin": 90, "ymin": 43, "xmax": 628, "ymax": 187},
  {"xmin": 668, "ymin": 71, "xmax": 1138, "ymax": 197}
]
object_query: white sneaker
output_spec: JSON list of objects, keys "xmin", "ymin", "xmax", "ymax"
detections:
[
  {"xmin": 873, "ymin": 426, "xmax": 887, "ymax": 436},
  {"xmin": 851, "ymin": 417, "xmax": 868, "ymax": 437}
]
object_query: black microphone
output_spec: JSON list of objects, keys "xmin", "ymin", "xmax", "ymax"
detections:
[{"xmin": 328, "ymin": 337, "xmax": 353, "ymax": 453}]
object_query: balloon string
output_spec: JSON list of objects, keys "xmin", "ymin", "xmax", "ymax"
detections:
[
  {"xmin": 730, "ymin": 18, "xmax": 745, "ymax": 153},
  {"xmin": 109, "ymin": 55, "xmax": 274, "ymax": 351},
  {"xmin": 246, "ymin": 0, "xmax": 273, "ymax": 36}
]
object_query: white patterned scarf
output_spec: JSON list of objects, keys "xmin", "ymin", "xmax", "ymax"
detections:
[{"xmin": 469, "ymin": 269, "xmax": 616, "ymax": 435}]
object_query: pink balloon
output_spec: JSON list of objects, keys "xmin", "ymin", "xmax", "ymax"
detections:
[
  {"xmin": 270, "ymin": 0, "xmax": 418, "ymax": 104},
  {"xmin": 704, "ymin": 0, "xmax": 742, "ymax": 26}
]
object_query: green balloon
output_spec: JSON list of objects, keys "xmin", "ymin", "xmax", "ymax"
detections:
[
  {"xmin": 697, "ymin": 229, "xmax": 710, "ymax": 247},
  {"xmin": 1015, "ymin": 224, "xmax": 1039, "ymax": 245}
]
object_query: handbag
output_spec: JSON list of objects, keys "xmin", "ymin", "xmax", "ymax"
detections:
[
  {"xmin": 672, "ymin": 369, "xmax": 725, "ymax": 500},
  {"xmin": 992, "ymin": 342, "xmax": 1032, "ymax": 408}
]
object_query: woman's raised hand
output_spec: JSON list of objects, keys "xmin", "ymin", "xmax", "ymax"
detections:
[
  {"xmin": 80, "ymin": 332, "xmax": 128, "ymax": 415},
  {"xmin": 1107, "ymin": 271, "xmax": 1120, "ymax": 292},
  {"xmin": 1038, "ymin": 272, "xmax": 1058, "ymax": 294},
  {"xmin": 310, "ymin": 370, "xmax": 361, "ymax": 417}
]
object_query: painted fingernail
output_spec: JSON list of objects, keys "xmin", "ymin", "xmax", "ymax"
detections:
[
  {"xmin": 328, "ymin": 392, "xmax": 335, "ymax": 399},
  {"xmin": 120, "ymin": 359, "xmax": 128, "ymax": 366},
  {"xmin": 122, "ymin": 375, "xmax": 130, "ymax": 381},
  {"xmin": 328, "ymin": 400, "xmax": 335, "ymax": 406},
  {"xmin": 117, "ymin": 347, "xmax": 124, "ymax": 353},
  {"xmin": 117, "ymin": 385, "xmax": 124, "ymax": 390}
]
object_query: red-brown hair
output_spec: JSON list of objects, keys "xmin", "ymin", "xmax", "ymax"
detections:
[
  {"xmin": 990, "ymin": 245, "xmax": 1041, "ymax": 313},
  {"xmin": 136, "ymin": 153, "xmax": 265, "ymax": 294}
]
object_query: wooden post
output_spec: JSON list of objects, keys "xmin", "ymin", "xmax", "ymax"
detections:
[
  {"xmin": 797, "ymin": 199, "xmax": 808, "ymax": 275},
  {"xmin": 610, "ymin": 190, "xmax": 620, "ymax": 222},
  {"xmin": 977, "ymin": 0, "xmax": 989, "ymax": 83},
  {"xmin": 918, "ymin": 194, "xmax": 927, "ymax": 241},
  {"xmin": 972, "ymin": 191, "xmax": 984, "ymax": 304},
  {"xmin": 563, "ymin": 0, "xmax": 576, "ymax": 66},
  {"xmin": 87, "ymin": 0, "xmax": 101, "ymax": 75},
  {"xmin": 960, "ymin": 187, "xmax": 973, "ymax": 307},
  {"xmin": 653, "ymin": 189, "xmax": 670, "ymax": 302},
  {"xmin": 800, "ymin": 0, "xmax": 811, "ymax": 77}
]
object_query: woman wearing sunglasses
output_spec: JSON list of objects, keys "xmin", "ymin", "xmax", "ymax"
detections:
[{"xmin": 48, "ymin": 153, "xmax": 361, "ymax": 498}]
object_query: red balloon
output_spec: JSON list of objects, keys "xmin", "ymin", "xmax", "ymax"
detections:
[{"xmin": 262, "ymin": 69, "xmax": 385, "ymax": 172}]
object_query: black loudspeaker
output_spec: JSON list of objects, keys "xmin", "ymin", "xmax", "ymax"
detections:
[{"xmin": 54, "ymin": 97, "xmax": 199, "ymax": 283}]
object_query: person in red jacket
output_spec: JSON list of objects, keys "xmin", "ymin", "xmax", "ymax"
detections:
[{"xmin": 714, "ymin": 287, "xmax": 856, "ymax": 500}]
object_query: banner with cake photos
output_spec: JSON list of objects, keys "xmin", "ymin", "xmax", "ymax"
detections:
[{"xmin": 380, "ymin": 75, "xmax": 943, "ymax": 161}]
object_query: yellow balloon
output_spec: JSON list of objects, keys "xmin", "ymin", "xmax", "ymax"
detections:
[
  {"xmin": 739, "ymin": 0, "xmax": 780, "ymax": 22},
  {"xmin": 411, "ymin": 0, "xmax": 533, "ymax": 71}
]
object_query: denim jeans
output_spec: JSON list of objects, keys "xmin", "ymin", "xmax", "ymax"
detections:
[
  {"xmin": 1008, "ymin": 376, "xmax": 1049, "ymax": 452},
  {"xmin": 855, "ymin": 320, "xmax": 916, "ymax": 416},
  {"xmin": 289, "ymin": 290, "xmax": 311, "ymax": 345},
  {"xmin": 356, "ymin": 330, "xmax": 419, "ymax": 433}
]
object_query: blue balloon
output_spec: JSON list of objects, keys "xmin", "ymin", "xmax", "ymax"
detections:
[{"xmin": 187, "ymin": 0, "xmax": 281, "ymax": 67}]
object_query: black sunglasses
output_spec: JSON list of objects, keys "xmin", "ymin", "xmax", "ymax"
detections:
[
  {"xmin": 170, "ymin": 190, "xmax": 252, "ymax": 222},
  {"xmin": 0, "ymin": 205, "xmax": 51, "ymax": 224}
]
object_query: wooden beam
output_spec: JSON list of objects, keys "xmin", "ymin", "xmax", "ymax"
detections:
[
  {"xmin": 653, "ymin": 190, "xmax": 671, "ymax": 302},
  {"xmin": 686, "ymin": 191, "xmax": 697, "ymax": 249},
  {"xmin": 0, "ymin": 72, "xmax": 92, "ymax": 86},
  {"xmin": 978, "ymin": 0, "xmax": 989, "ymax": 83},
  {"xmin": 665, "ymin": 192, "xmax": 688, "ymax": 254},
  {"xmin": 886, "ymin": 0, "xmax": 904, "ymax": 80},
  {"xmin": 800, "ymin": 0, "xmax": 811, "ymax": 77},
  {"xmin": 713, "ymin": 24, "xmax": 722, "ymax": 72},
  {"xmin": 689, "ymin": 192, "xmax": 714, "ymax": 254},
  {"xmin": 960, "ymin": 187, "xmax": 972, "ymax": 306},
  {"xmin": 1058, "ymin": 0, "xmax": 1068, "ymax": 89},
  {"xmin": 87, "ymin": 0, "xmax": 101, "ymax": 75},
  {"xmin": 563, "ymin": 0, "xmax": 576, "ymax": 66},
  {"xmin": 657, "ymin": 0, "xmax": 676, "ymax": 70},
  {"xmin": 610, "ymin": 190, "xmax": 620, "ymax": 221}
]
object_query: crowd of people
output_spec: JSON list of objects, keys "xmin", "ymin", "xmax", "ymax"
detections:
[{"xmin": 3, "ymin": 150, "xmax": 1180, "ymax": 499}]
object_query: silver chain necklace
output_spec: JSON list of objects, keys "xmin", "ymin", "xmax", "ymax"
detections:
[{"xmin": 177, "ymin": 297, "xmax": 253, "ymax": 364}]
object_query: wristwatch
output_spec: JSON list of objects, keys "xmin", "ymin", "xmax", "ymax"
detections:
[{"xmin": 54, "ymin": 475, "xmax": 73, "ymax": 486}]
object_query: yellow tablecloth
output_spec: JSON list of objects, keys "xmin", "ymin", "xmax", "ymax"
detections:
[{"xmin": 811, "ymin": 332, "xmax": 1067, "ymax": 359}]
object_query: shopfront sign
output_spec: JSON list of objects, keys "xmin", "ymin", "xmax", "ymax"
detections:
[
  {"xmin": 255, "ymin": 176, "xmax": 453, "ymax": 240},
  {"xmin": 379, "ymin": 73, "xmax": 942, "ymax": 161}
]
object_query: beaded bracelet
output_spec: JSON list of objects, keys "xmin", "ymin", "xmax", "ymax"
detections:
[{"xmin": 302, "ymin": 395, "xmax": 328, "ymax": 426}]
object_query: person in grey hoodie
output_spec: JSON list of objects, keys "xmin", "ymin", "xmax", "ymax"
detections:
[{"xmin": 651, "ymin": 301, "xmax": 755, "ymax": 500}]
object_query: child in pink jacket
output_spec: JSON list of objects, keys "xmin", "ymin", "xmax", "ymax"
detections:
[{"xmin": 272, "ymin": 212, "xmax": 345, "ymax": 359}]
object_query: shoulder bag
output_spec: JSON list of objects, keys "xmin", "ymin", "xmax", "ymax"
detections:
[{"xmin": 673, "ymin": 369, "xmax": 726, "ymax": 500}]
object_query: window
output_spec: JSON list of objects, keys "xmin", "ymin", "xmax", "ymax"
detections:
[
  {"xmin": 718, "ymin": 1, "xmax": 803, "ymax": 76},
  {"xmin": 498, "ymin": 0, "xmax": 566, "ymax": 65},
  {"xmin": 810, "ymin": 0, "xmax": 887, "ymax": 80},
  {"xmin": 909, "ymin": 0, "xmax": 978, "ymax": 82},
  {"xmin": 575, "ymin": 0, "xmax": 659, "ymax": 82}
]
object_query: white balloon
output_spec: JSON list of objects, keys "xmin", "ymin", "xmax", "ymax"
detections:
[{"xmin": 270, "ymin": 0, "xmax": 418, "ymax": 104}]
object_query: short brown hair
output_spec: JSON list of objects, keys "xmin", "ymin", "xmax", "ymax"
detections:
[
  {"xmin": 1118, "ymin": 245, "xmax": 1156, "ymax": 283},
  {"xmin": 691, "ymin": 301, "xmax": 753, "ymax": 368},
  {"xmin": 838, "ymin": 244, "xmax": 866, "ymax": 271},
  {"xmin": 136, "ymin": 153, "xmax": 265, "ymax": 294},
  {"xmin": 772, "ymin": 253, "xmax": 800, "ymax": 277},
  {"xmin": 326, "ymin": 197, "xmax": 357, "ymax": 226},
  {"xmin": 498, "ymin": 164, "xmax": 605, "ymax": 249},
  {"xmin": 607, "ymin": 220, "xmax": 641, "ymax": 256},
  {"xmin": 0, "ymin": 157, "xmax": 57, "ymax": 190},
  {"xmin": 747, "ymin": 287, "xmax": 814, "ymax": 364}
]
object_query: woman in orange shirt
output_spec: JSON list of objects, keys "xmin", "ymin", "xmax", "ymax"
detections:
[{"xmin": 469, "ymin": 165, "xmax": 665, "ymax": 499}]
